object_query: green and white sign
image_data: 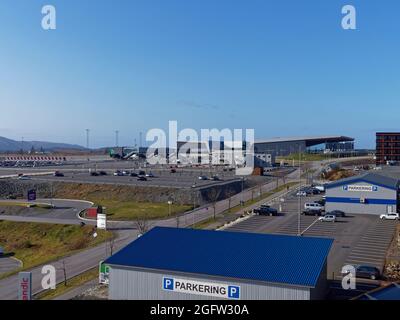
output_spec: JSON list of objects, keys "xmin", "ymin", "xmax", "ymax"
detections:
[{"xmin": 99, "ymin": 261, "xmax": 110, "ymax": 284}]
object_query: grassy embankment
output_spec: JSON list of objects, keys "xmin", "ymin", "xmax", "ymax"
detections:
[
  {"xmin": 0, "ymin": 221, "xmax": 112, "ymax": 279},
  {"xmin": 53, "ymin": 183, "xmax": 192, "ymax": 221}
]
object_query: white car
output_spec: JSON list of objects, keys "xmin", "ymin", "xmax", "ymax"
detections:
[
  {"xmin": 318, "ymin": 215, "xmax": 336, "ymax": 222},
  {"xmin": 304, "ymin": 202, "xmax": 324, "ymax": 211},
  {"xmin": 296, "ymin": 191, "xmax": 307, "ymax": 197},
  {"xmin": 380, "ymin": 213, "xmax": 399, "ymax": 220}
]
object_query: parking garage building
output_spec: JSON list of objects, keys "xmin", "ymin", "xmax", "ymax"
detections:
[
  {"xmin": 325, "ymin": 172, "xmax": 400, "ymax": 215},
  {"xmin": 105, "ymin": 227, "xmax": 333, "ymax": 300}
]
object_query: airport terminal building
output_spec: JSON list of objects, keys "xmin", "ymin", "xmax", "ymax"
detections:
[
  {"xmin": 105, "ymin": 227, "xmax": 333, "ymax": 300},
  {"xmin": 325, "ymin": 172, "xmax": 400, "ymax": 215}
]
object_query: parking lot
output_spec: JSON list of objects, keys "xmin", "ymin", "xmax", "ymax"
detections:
[{"xmin": 225, "ymin": 189, "xmax": 398, "ymax": 278}]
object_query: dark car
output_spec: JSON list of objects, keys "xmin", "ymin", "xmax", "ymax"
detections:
[
  {"xmin": 356, "ymin": 265, "xmax": 381, "ymax": 280},
  {"xmin": 212, "ymin": 176, "xmax": 221, "ymax": 181},
  {"xmin": 130, "ymin": 172, "xmax": 138, "ymax": 177},
  {"xmin": 302, "ymin": 209, "xmax": 323, "ymax": 216},
  {"xmin": 315, "ymin": 199, "xmax": 326, "ymax": 206},
  {"xmin": 90, "ymin": 171, "xmax": 99, "ymax": 176},
  {"xmin": 99, "ymin": 171, "xmax": 107, "ymax": 176},
  {"xmin": 54, "ymin": 171, "xmax": 64, "ymax": 177},
  {"xmin": 137, "ymin": 176, "xmax": 148, "ymax": 181},
  {"xmin": 254, "ymin": 206, "xmax": 278, "ymax": 216},
  {"xmin": 138, "ymin": 170, "xmax": 146, "ymax": 176},
  {"xmin": 329, "ymin": 210, "xmax": 346, "ymax": 217},
  {"xmin": 170, "ymin": 168, "xmax": 176, "ymax": 173}
]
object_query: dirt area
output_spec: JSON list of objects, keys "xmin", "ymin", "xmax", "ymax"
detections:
[
  {"xmin": 322, "ymin": 169, "xmax": 356, "ymax": 181},
  {"xmin": 73, "ymin": 284, "xmax": 108, "ymax": 300},
  {"xmin": 384, "ymin": 225, "xmax": 400, "ymax": 281}
]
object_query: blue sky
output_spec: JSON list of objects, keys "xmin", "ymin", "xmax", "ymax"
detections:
[{"xmin": 0, "ymin": 0, "xmax": 399, "ymax": 148}]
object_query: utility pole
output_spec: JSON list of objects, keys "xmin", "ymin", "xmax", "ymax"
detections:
[
  {"xmin": 115, "ymin": 130, "xmax": 119, "ymax": 147},
  {"xmin": 297, "ymin": 146, "xmax": 302, "ymax": 236},
  {"xmin": 85, "ymin": 129, "xmax": 90, "ymax": 149}
]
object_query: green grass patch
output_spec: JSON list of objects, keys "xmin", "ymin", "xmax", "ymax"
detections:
[
  {"xmin": 0, "ymin": 221, "xmax": 112, "ymax": 275},
  {"xmin": 35, "ymin": 267, "xmax": 99, "ymax": 300},
  {"xmin": 87, "ymin": 200, "xmax": 192, "ymax": 221}
]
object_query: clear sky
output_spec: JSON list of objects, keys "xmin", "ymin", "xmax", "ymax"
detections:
[{"xmin": 0, "ymin": 0, "xmax": 399, "ymax": 148}]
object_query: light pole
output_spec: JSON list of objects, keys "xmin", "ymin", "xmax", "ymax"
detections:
[
  {"xmin": 192, "ymin": 183, "xmax": 196, "ymax": 228},
  {"xmin": 297, "ymin": 147, "xmax": 302, "ymax": 236},
  {"xmin": 168, "ymin": 200, "xmax": 172, "ymax": 217},
  {"xmin": 241, "ymin": 177, "xmax": 244, "ymax": 206}
]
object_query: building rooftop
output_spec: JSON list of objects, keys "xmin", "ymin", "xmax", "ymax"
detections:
[
  {"xmin": 254, "ymin": 135, "xmax": 354, "ymax": 145},
  {"xmin": 105, "ymin": 227, "xmax": 333, "ymax": 288},
  {"xmin": 326, "ymin": 172, "xmax": 400, "ymax": 190}
]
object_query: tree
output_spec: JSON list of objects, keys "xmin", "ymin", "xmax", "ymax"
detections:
[
  {"xmin": 225, "ymin": 187, "xmax": 236, "ymax": 212},
  {"xmin": 207, "ymin": 187, "xmax": 222, "ymax": 220},
  {"xmin": 135, "ymin": 214, "xmax": 150, "ymax": 235}
]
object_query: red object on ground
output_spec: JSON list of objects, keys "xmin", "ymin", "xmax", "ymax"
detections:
[{"xmin": 87, "ymin": 208, "xmax": 98, "ymax": 218}]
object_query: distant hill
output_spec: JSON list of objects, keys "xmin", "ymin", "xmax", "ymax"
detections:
[{"xmin": 0, "ymin": 136, "xmax": 86, "ymax": 152}]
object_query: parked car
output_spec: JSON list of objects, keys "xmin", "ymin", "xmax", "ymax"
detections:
[
  {"xmin": 99, "ymin": 171, "xmax": 108, "ymax": 176},
  {"xmin": 380, "ymin": 213, "xmax": 399, "ymax": 220},
  {"xmin": 313, "ymin": 185, "xmax": 325, "ymax": 192},
  {"xmin": 296, "ymin": 190, "xmax": 307, "ymax": 197},
  {"xmin": 54, "ymin": 171, "xmax": 64, "ymax": 177},
  {"xmin": 122, "ymin": 170, "xmax": 130, "ymax": 176},
  {"xmin": 198, "ymin": 176, "xmax": 208, "ymax": 180},
  {"xmin": 91, "ymin": 171, "xmax": 99, "ymax": 176},
  {"xmin": 304, "ymin": 202, "xmax": 324, "ymax": 211},
  {"xmin": 113, "ymin": 170, "xmax": 124, "ymax": 176},
  {"xmin": 315, "ymin": 199, "xmax": 326, "ymax": 206},
  {"xmin": 212, "ymin": 176, "xmax": 221, "ymax": 181},
  {"xmin": 18, "ymin": 175, "xmax": 31, "ymax": 180},
  {"xmin": 130, "ymin": 172, "xmax": 138, "ymax": 177},
  {"xmin": 254, "ymin": 206, "xmax": 278, "ymax": 216},
  {"xmin": 328, "ymin": 210, "xmax": 346, "ymax": 217},
  {"xmin": 137, "ymin": 176, "xmax": 148, "ymax": 181},
  {"xmin": 138, "ymin": 170, "xmax": 146, "ymax": 176},
  {"xmin": 145, "ymin": 172, "xmax": 155, "ymax": 177},
  {"xmin": 318, "ymin": 215, "xmax": 336, "ymax": 222},
  {"xmin": 302, "ymin": 209, "xmax": 323, "ymax": 216},
  {"xmin": 355, "ymin": 265, "xmax": 381, "ymax": 280},
  {"xmin": 170, "ymin": 168, "xmax": 176, "ymax": 173}
]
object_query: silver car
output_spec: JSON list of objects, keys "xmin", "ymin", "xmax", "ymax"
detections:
[{"xmin": 318, "ymin": 215, "xmax": 336, "ymax": 222}]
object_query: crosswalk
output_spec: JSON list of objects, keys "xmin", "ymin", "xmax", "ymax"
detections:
[{"xmin": 344, "ymin": 220, "xmax": 397, "ymax": 270}]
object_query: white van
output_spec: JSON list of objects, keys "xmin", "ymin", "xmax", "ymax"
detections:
[{"xmin": 304, "ymin": 202, "xmax": 323, "ymax": 211}]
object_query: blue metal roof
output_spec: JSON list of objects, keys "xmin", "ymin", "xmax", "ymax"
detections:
[
  {"xmin": 105, "ymin": 227, "xmax": 333, "ymax": 288},
  {"xmin": 356, "ymin": 283, "xmax": 400, "ymax": 300}
]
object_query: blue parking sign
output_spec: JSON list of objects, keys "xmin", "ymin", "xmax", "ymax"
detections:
[
  {"xmin": 163, "ymin": 277, "xmax": 174, "ymax": 291},
  {"xmin": 228, "ymin": 285, "xmax": 240, "ymax": 299}
]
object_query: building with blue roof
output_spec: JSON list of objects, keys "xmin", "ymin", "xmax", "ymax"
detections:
[
  {"xmin": 325, "ymin": 172, "xmax": 400, "ymax": 215},
  {"xmin": 105, "ymin": 227, "xmax": 333, "ymax": 300}
]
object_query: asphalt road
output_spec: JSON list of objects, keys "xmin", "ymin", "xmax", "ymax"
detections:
[
  {"xmin": 0, "ymin": 256, "xmax": 21, "ymax": 276},
  {"xmin": 0, "ymin": 199, "xmax": 93, "ymax": 225}
]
